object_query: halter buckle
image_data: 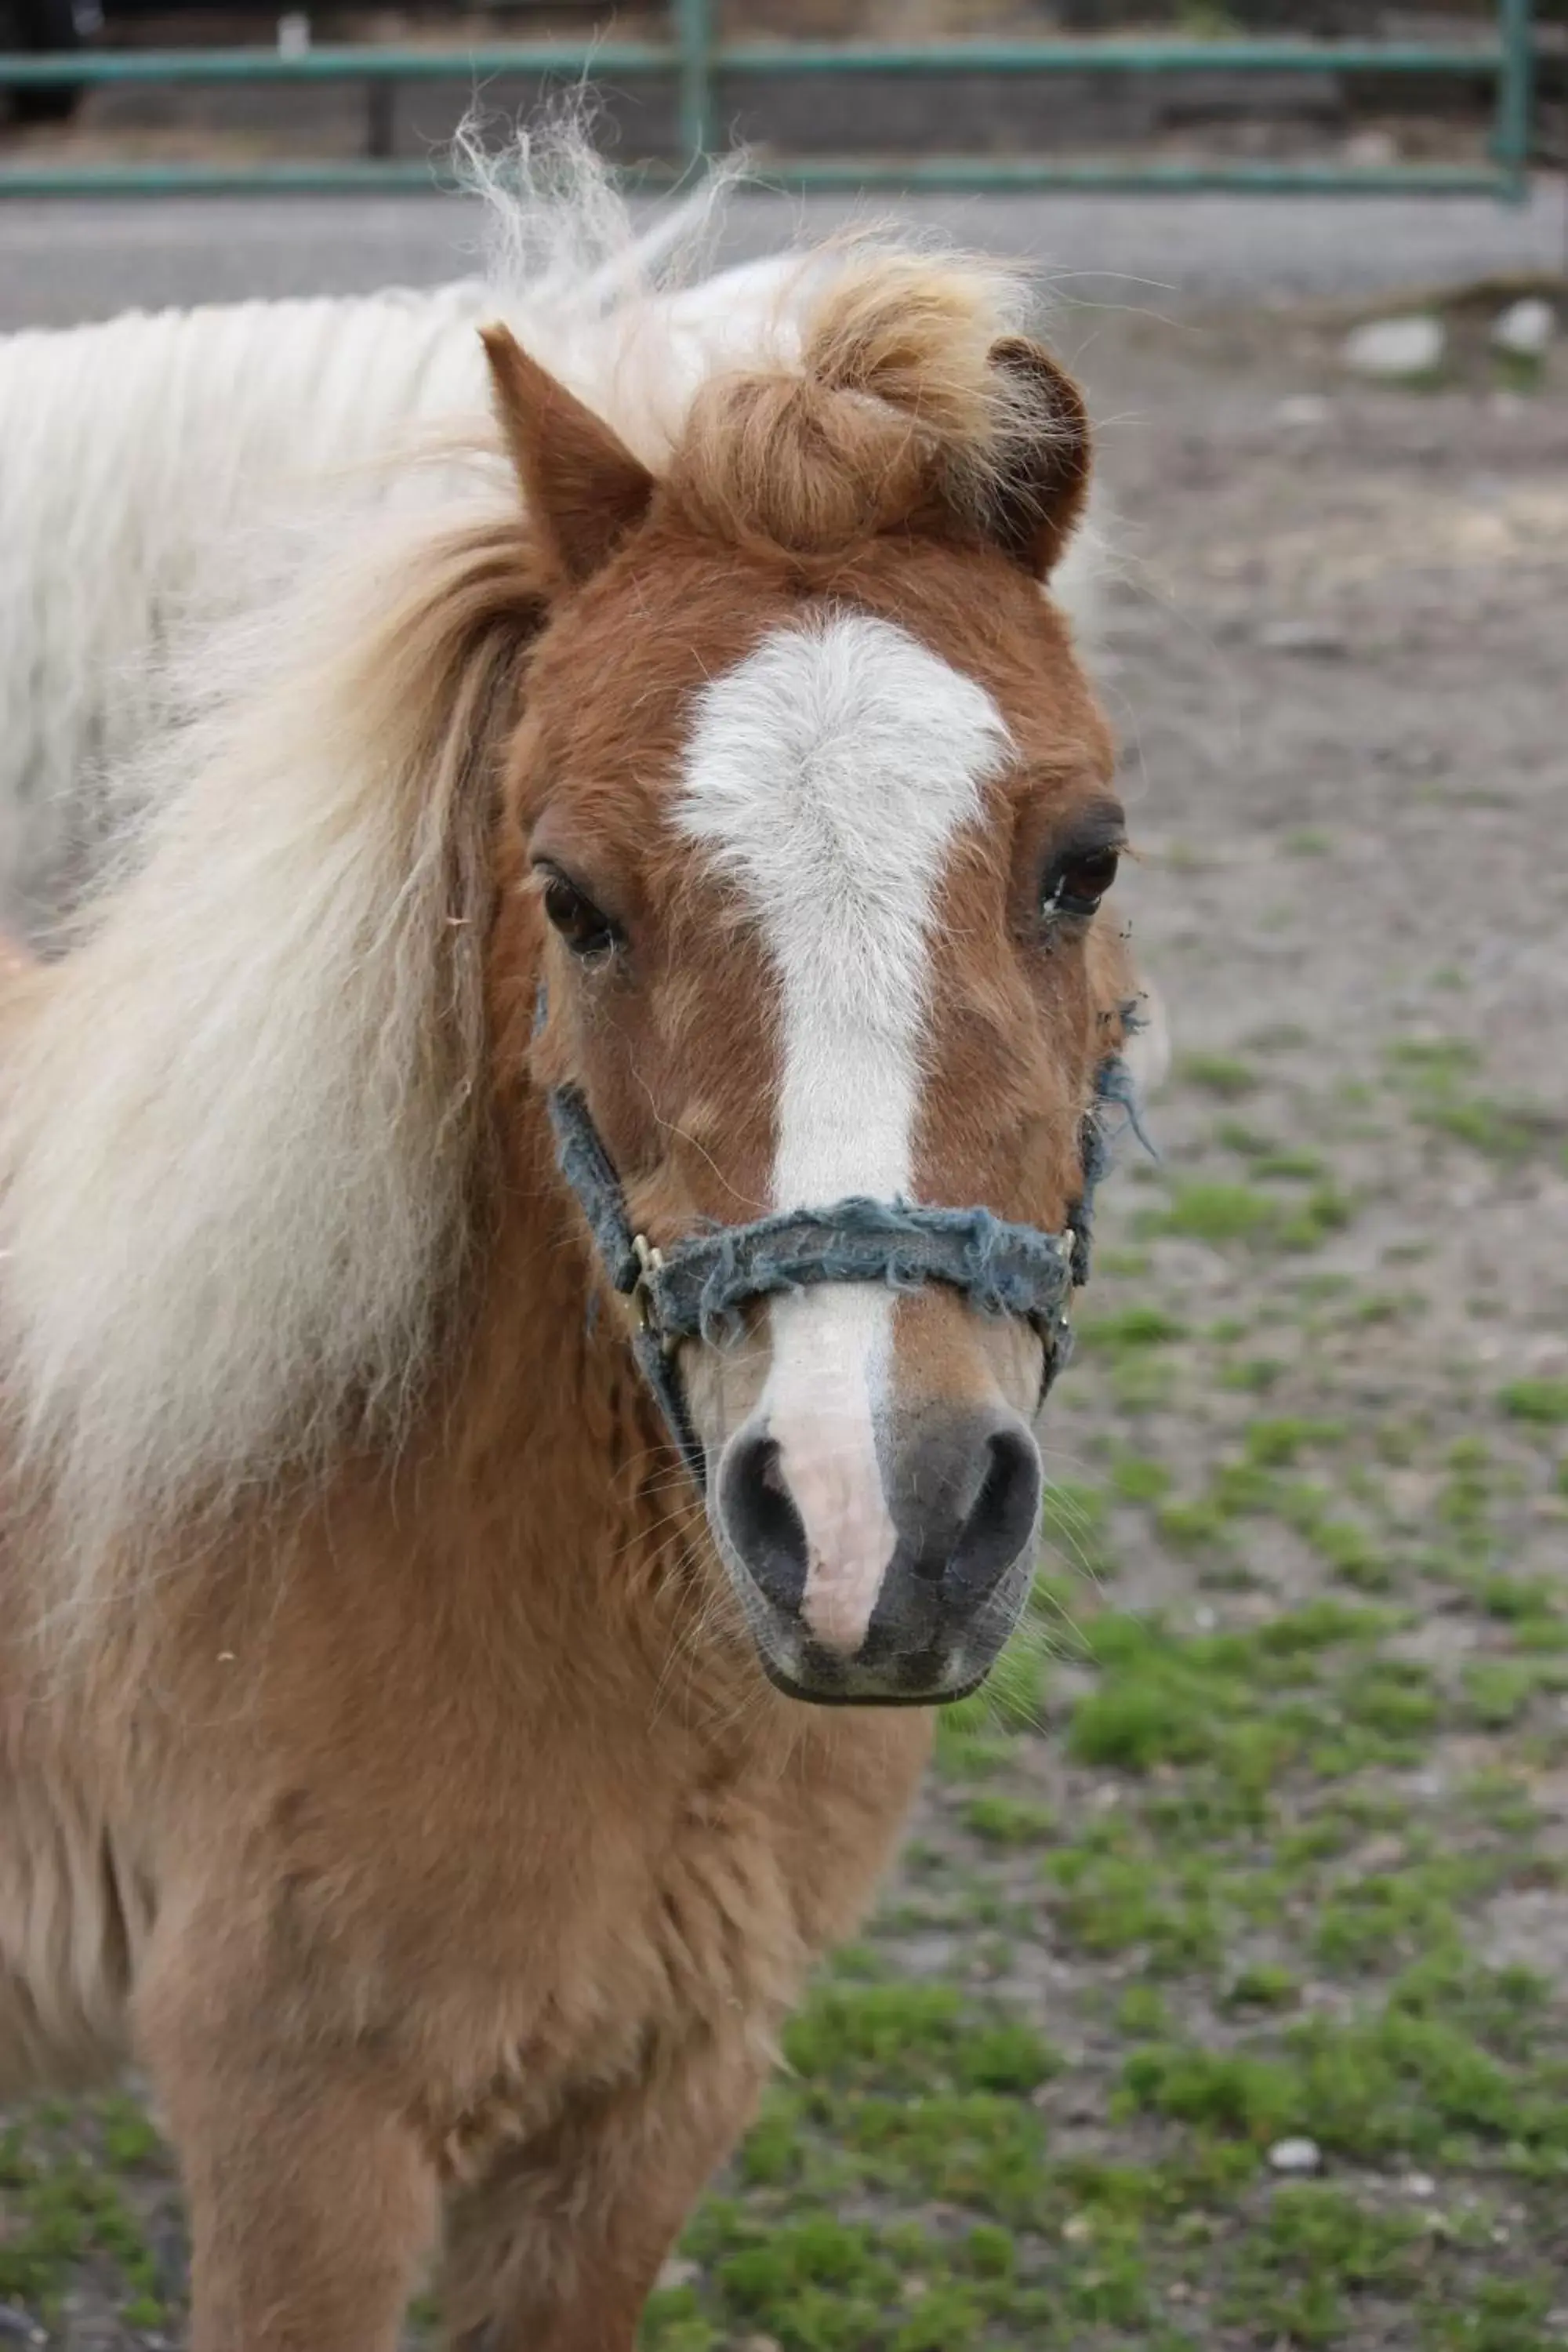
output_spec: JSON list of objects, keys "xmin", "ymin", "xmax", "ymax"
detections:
[{"xmin": 629, "ymin": 1232, "xmax": 667, "ymax": 1339}]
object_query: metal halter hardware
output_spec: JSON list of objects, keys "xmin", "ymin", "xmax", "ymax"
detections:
[{"xmin": 545, "ymin": 1044, "xmax": 1145, "ymax": 1495}]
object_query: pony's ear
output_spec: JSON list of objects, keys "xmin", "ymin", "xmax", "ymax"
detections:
[
  {"xmin": 481, "ymin": 324, "xmax": 655, "ymax": 587},
  {"xmin": 982, "ymin": 336, "xmax": 1092, "ymax": 580}
]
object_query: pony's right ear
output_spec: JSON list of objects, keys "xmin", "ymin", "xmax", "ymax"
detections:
[
  {"xmin": 481, "ymin": 324, "xmax": 655, "ymax": 587},
  {"xmin": 983, "ymin": 336, "xmax": 1093, "ymax": 581}
]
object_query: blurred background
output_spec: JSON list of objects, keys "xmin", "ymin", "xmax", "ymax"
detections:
[
  {"xmin": 0, "ymin": 0, "xmax": 1563, "ymax": 189},
  {"xmin": 3, "ymin": 7, "xmax": 1568, "ymax": 2350}
]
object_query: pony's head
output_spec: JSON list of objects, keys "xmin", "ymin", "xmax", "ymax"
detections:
[{"xmin": 491, "ymin": 255, "xmax": 1140, "ymax": 1708}]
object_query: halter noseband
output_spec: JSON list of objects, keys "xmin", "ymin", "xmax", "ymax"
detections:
[{"xmin": 544, "ymin": 1033, "xmax": 1145, "ymax": 1494}]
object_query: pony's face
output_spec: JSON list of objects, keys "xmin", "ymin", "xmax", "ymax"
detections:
[{"xmin": 491, "ymin": 310, "xmax": 1140, "ymax": 1707}]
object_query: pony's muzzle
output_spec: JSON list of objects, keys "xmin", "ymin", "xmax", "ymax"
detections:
[{"xmin": 715, "ymin": 1403, "xmax": 1042, "ymax": 1705}]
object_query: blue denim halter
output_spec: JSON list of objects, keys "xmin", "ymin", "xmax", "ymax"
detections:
[{"xmin": 546, "ymin": 1045, "xmax": 1145, "ymax": 1493}]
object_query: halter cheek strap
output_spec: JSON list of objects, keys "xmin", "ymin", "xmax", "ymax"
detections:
[
  {"xmin": 546, "ymin": 1042, "xmax": 1145, "ymax": 1495},
  {"xmin": 546, "ymin": 1072, "xmax": 713, "ymax": 1481}
]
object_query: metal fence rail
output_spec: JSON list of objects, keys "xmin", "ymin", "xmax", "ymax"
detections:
[{"xmin": 0, "ymin": 0, "xmax": 1537, "ymax": 199}]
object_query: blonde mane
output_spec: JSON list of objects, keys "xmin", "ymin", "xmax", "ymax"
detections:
[{"xmin": 0, "ymin": 128, "xmax": 1091, "ymax": 1618}]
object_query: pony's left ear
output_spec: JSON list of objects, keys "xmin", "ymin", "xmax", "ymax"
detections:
[
  {"xmin": 982, "ymin": 336, "xmax": 1093, "ymax": 581},
  {"xmin": 481, "ymin": 323, "xmax": 656, "ymax": 587}
]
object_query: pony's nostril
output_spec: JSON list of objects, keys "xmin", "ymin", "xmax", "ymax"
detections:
[
  {"xmin": 718, "ymin": 1429, "xmax": 809, "ymax": 1615},
  {"xmin": 946, "ymin": 1425, "xmax": 1042, "ymax": 1604}
]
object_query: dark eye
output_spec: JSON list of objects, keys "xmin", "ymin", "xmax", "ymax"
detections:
[
  {"xmin": 1044, "ymin": 844, "xmax": 1120, "ymax": 921},
  {"xmin": 541, "ymin": 871, "xmax": 621, "ymax": 961}
]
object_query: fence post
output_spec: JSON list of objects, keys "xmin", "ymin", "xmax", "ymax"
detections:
[
  {"xmin": 365, "ymin": 75, "xmax": 394, "ymax": 159},
  {"xmin": 676, "ymin": 0, "xmax": 714, "ymax": 163},
  {"xmin": 1493, "ymin": 0, "xmax": 1534, "ymax": 200}
]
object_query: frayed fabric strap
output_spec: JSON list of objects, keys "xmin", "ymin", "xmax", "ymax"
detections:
[
  {"xmin": 544, "ymin": 1051, "xmax": 1141, "ymax": 1494},
  {"xmin": 638, "ymin": 1197, "xmax": 1077, "ymax": 1348}
]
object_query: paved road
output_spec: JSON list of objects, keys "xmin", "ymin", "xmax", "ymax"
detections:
[{"xmin": 2, "ymin": 181, "xmax": 1565, "ymax": 329}]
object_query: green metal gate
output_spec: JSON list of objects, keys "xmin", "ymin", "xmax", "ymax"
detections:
[{"xmin": 0, "ymin": 0, "xmax": 1537, "ymax": 199}]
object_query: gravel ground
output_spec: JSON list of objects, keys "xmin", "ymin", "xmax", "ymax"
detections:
[{"xmin": 2, "ymin": 268, "xmax": 1567, "ymax": 2349}]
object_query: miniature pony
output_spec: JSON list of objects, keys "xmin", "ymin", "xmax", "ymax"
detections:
[{"xmin": 0, "ymin": 138, "xmax": 1145, "ymax": 2349}]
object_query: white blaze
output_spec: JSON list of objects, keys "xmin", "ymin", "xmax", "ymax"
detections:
[{"xmin": 678, "ymin": 612, "xmax": 1008, "ymax": 1653}]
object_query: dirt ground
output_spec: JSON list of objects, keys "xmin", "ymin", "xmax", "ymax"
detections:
[{"xmin": 2, "ymin": 289, "xmax": 1567, "ymax": 2347}]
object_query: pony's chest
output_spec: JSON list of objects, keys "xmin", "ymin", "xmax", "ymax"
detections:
[
  {"xmin": 418, "ymin": 1765, "xmax": 818, "ymax": 2166},
  {"xmin": 534, "ymin": 1763, "xmax": 814, "ymax": 2034},
  {"xmin": 419, "ymin": 1719, "xmax": 922, "ymax": 2161}
]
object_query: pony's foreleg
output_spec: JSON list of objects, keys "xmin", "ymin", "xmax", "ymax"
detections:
[
  {"xmin": 441, "ymin": 2050, "xmax": 765, "ymax": 2352},
  {"xmin": 135, "ymin": 1933, "xmax": 438, "ymax": 2352}
]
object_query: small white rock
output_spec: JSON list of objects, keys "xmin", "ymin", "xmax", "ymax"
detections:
[
  {"xmin": 1341, "ymin": 314, "xmax": 1445, "ymax": 381},
  {"xmin": 1275, "ymin": 394, "xmax": 1331, "ymax": 428},
  {"xmin": 1344, "ymin": 128, "xmax": 1398, "ymax": 168},
  {"xmin": 1268, "ymin": 2136, "xmax": 1323, "ymax": 2175},
  {"xmin": 1492, "ymin": 296, "xmax": 1555, "ymax": 359},
  {"xmin": 1402, "ymin": 2170, "xmax": 1437, "ymax": 2198}
]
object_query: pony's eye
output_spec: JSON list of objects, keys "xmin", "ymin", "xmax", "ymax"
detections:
[
  {"xmin": 1044, "ymin": 845, "xmax": 1120, "ymax": 921},
  {"xmin": 541, "ymin": 873, "xmax": 620, "ymax": 961}
]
